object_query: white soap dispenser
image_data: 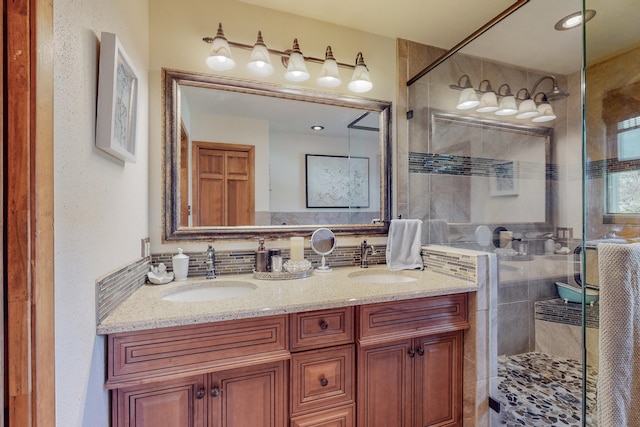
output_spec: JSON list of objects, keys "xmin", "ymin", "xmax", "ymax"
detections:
[{"xmin": 172, "ymin": 248, "xmax": 189, "ymax": 281}]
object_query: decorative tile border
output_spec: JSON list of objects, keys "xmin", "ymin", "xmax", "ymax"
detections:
[
  {"xmin": 421, "ymin": 247, "xmax": 477, "ymax": 281},
  {"xmin": 586, "ymin": 157, "xmax": 640, "ymax": 179},
  {"xmin": 96, "ymin": 257, "xmax": 150, "ymax": 324},
  {"xmin": 535, "ymin": 298, "xmax": 599, "ymax": 329}
]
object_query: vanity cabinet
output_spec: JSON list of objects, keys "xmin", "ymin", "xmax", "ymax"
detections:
[
  {"xmin": 106, "ymin": 295, "xmax": 468, "ymax": 427},
  {"xmin": 356, "ymin": 294, "xmax": 468, "ymax": 427}
]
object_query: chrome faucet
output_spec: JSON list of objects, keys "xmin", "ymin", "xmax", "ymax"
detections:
[
  {"xmin": 360, "ymin": 240, "xmax": 377, "ymax": 268},
  {"xmin": 205, "ymin": 244, "xmax": 216, "ymax": 279}
]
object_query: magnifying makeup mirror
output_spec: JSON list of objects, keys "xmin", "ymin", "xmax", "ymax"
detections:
[{"xmin": 310, "ymin": 228, "xmax": 336, "ymax": 273}]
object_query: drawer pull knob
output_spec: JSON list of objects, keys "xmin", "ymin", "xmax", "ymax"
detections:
[
  {"xmin": 210, "ymin": 386, "xmax": 220, "ymax": 397},
  {"xmin": 319, "ymin": 320, "xmax": 329, "ymax": 330},
  {"xmin": 320, "ymin": 377, "xmax": 329, "ymax": 387},
  {"xmin": 417, "ymin": 347, "xmax": 425, "ymax": 356},
  {"xmin": 195, "ymin": 388, "xmax": 206, "ymax": 399},
  {"xmin": 408, "ymin": 348, "xmax": 416, "ymax": 358}
]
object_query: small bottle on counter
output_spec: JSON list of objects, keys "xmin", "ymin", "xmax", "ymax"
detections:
[
  {"xmin": 269, "ymin": 249, "xmax": 282, "ymax": 272},
  {"xmin": 172, "ymin": 248, "xmax": 189, "ymax": 281},
  {"xmin": 255, "ymin": 238, "xmax": 269, "ymax": 272}
]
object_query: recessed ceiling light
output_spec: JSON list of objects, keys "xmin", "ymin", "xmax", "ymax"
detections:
[
  {"xmin": 311, "ymin": 125, "xmax": 325, "ymax": 131},
  {"xmin": 554, "ymin": 9, "xmax": 596, "ymax": 31}
]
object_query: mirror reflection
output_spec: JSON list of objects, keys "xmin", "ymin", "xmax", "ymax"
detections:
[{"xmin": 164, "ymin": 69, "xmax": 391, "ymax": 240}]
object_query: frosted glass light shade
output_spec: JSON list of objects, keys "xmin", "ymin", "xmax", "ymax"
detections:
[
  {"xmin": 495, "ymin": 95, "xmax": 518, "ymax": 115},
  {"xmin": 284, "ymin": 39, "xmax": 309, "ymax": 82},
  {"xmin": 246, "ymin": 31, "xmax": 274, "ymax": 77},
  {"xmin": 476, "ymin": 91, "xmax": 499, "ymax": 112},
  {"xmin": 317, "ymin": 46, "xmax": 341, "ymax": 88},
  {"xmin": 348, "ymin": 52, "xmax": 373, "ymax": 93},
  {"xmin": 205, "ymin": 23, "xmax": 236, "ymax": 71},
  {"xmin": 515, "ymin": 99, "xmax": 540, "ymax": 119},
  {"xmin": 532, "ymin": 103, "xmax": 556, "ymax": 122},
  {"xmin": 456, "ymin": 88, "xmax": 480, "ymax": 109}
]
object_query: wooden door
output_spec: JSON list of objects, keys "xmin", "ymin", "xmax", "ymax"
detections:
[
  {"xmin": 414, "ymin": 332, "xmax": 463, "ymax": 427},
  {"xmin": 357, "ymin": 340, "xmax": 413, "ymax": 427},
  {"xmin": 192, "ymin": 142, "xmax": 254, "ymax": 226},
  {"xmin": 208, "ymin": 361, "xmax": 287, "ymax": 427},
  {"xmin": 113, "ymin": 375, "xmax": 206, "ymax": 427}
]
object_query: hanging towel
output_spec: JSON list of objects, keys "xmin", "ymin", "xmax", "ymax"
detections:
[
  {"xmin": 597, "ymin": 243, "xmax": 640, "ymax": 427},
  {"xmin": 422, "ymin": 219, "xmax": 450, "ymax": 244},
  {"xmin": 386, "ymin": 219, "xmax": 424, "ymax": 271}
]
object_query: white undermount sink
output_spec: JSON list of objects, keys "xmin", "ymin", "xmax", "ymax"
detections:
[
  {"xmin": 348, "ymin": 271, "xmax": 418, "ymax": 284},
  {"xmin": 161, "ymin": 281, "xmax": 257, "ymax": 302}
]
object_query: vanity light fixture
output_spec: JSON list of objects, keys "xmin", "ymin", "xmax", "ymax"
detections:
[
  {"xmin": 205, "ymin": 23, "xmax": 236, "ymax": 71},
  {"xmin": 203, "ymin": 24, "xmax": 373, "ymax": 93},
  {"xmin": 476, "ymin": 80, "xmax": 500, "ymax": 112},
  {"xmin": 531, "ymin": 93, "xmax": 557, "ymax": 122},
  {"xmin": 554, "ymin": 9, "xmax": 596, "ymax": 31},
  {"xmin": 246, "ymin": 31, "xmax": 274, "ymax": 77},
  {"xmin": 317, "ymin": 46, "xmax": 342, "ymax": 88}
]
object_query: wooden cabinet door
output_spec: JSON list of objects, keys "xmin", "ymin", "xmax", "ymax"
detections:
[
  {"xmin": 113, "ymin": 375, "xmax": 206, "ymax": 427},
  {"xmin": 414, "ymin": 332, "xmax": 463, "ymax": 427},
  {"xmin": 208, "ymin": 361, "xmax": 287, "ymax": 427},
  {"xmin": 357, "ymin": 340, "xmax": 413, "ymax": 427}
]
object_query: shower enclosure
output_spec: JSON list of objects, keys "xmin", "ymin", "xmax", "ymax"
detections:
[{"xmin": 401, "ymin": 0, "xmax": 639, "ymax": 425}]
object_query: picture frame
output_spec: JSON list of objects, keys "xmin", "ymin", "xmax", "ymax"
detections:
[
  {"xmin": 96, "ymin": 32, "xmax": 139, "ymax": 163},
  {"xmin": 305, "ymin": 154, "xmax": 369, "ymax": 208},
  {"xmin": 490, "ymin": 160, "xmax": 519, "ymax": 196}
]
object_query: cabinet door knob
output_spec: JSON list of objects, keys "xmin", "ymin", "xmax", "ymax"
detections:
[
  {"xmin": 195, "ymin": 388, "xmax": 206, "ymax": 399},
  {"xmin": 320, "ymin": 377, "xmax": 329, "ymax": 387},
  {"xmin": 319, "ymin": 320, "xmax": 329, "ymax": 330},
  {"xmin": 408, "ymin": 348, "xmax": 416, "ymax": 358},
  {"xmin": 210, "ymin": 386, "xmax": 220, "ymax": 397},
  {"xmin": 417, "ymin": 347, "xmax": 425, "ymax": 356}
]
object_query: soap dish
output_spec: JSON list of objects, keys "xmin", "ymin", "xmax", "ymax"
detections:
[
  {"xmin": 147, "ymin": 271, "xmax": 174, "ymax": 285},
  {"xmin": 252, "ymin": 267, "xmax": 313, "ymax": 280}
]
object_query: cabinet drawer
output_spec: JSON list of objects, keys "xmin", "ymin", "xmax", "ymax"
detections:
[
  {"xmin": 107, "ymin": 315, "xmax": 289, "ymax": 388},
  {"xmin": 290, "ymin": 404, "xmax": 355, "ymax": 427},
  {"xmin": 290, "ymin": 345, "xmax": 355, "ymax": 415},
  {"xmin": 357, "ymin": 294, "xmax": 468, "ymax": 345},
  {"xmin": 290, "ymin": 307, "xmax": 354, "ymax": 351}
]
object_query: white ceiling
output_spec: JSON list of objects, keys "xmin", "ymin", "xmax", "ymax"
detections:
[{"xmin": 237, "ymin": 0, "xmax": 640, "ymax": 75}]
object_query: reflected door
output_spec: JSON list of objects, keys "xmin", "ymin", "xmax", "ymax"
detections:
[{"xmin": 192, "ymin": 142, "xmax": 255, "ymax": 226}]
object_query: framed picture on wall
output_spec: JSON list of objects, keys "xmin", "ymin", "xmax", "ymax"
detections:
[
  {"xmin": 305, "ymin": 154, "xmax": 369, "ymax": 208},
  {"xmin": 95, "ymin": 32, "xmax": 139, "ymax": 163},
  {"xmin": 490, "ymin": 160, "xmax": 519, "ymax": 196}
]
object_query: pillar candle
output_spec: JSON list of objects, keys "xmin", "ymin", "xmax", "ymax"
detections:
[{"xmin": 290, "ymin": 237, "xmax": 304, "ymax": 262}]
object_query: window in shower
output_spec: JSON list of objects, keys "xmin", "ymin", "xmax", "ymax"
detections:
[{"xmin": 603, "ymin": 81, "xmax": 640, "ymax": 219}]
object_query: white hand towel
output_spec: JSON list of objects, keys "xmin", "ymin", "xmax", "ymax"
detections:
[
  {"xmin": 597, "ymin": 243, "xmax": 640, "ymax": 427},
  {"xmin": 386, "ymin": 219, "xmax": 424, "ymax": 271}
]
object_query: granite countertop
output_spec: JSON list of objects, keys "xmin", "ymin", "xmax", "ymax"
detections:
[{"xmin": 97, "ymin": 265, "xmax": 478, "ymax": 335}]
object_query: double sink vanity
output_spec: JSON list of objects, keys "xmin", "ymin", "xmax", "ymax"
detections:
[{"xmin": 98, "ymin": 264, "xmax": 479, "ymax": 427}]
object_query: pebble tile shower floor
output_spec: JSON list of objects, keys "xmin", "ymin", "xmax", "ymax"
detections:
[{"xmin": 497, "ymin": 352, "xmax": 598, "ymax": 426}]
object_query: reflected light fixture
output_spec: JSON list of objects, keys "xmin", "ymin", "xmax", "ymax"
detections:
[
  {"xmin": 515, "ymin": 89, "xmax": 540, "ymax": 119},
  {"xmin": 348, "ymin": 52, "xmax": 373, "ymax": 93},
  {"xmin": 284, "ymin": 38, "xmax": 310, "ymax": 82},
  {"xmin": 495, "ymin": 84, "xmax": 518, "ymax": 116},
  {"xmin": 476, "ymin": 80, "xmax": 499, "ymax": 112},
  {"xmin": 316, "ymin": 46, "xmax": 342, "ymax": 88},
  {"xmin": 246, "ymin": 31, "xmax": 274, "ymax": 77},
  {"xmin": 554, "ymin": 9, "xmax": 596, "ymax": 31},
  {"xmin": 532, "ymin": 93, "xmax": 557, "ymax": 122},
  {"xmin": 205, "ymin": 23, "xmax": 236, "ymax": 71},
  {"xmin": 450, "ymin": 75, "xmax": 480, "ymax": 110}
]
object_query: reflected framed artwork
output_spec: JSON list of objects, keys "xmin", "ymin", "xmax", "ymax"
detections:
[
  {"xmin": 305, "ymin": 154, "xmax": 369, "ymax": 208},
  {"xmin": 490, "ymin": 160, "xmax": 519, "ymax": 196},
  {"xmin": 96, "ymin": 32, "xmax": 139, "ymax": 163}
]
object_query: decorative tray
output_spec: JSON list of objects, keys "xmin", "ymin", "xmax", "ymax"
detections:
[{"xmin": 252, "ymin": 268, "xmax": 314, "ymax": 280}]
